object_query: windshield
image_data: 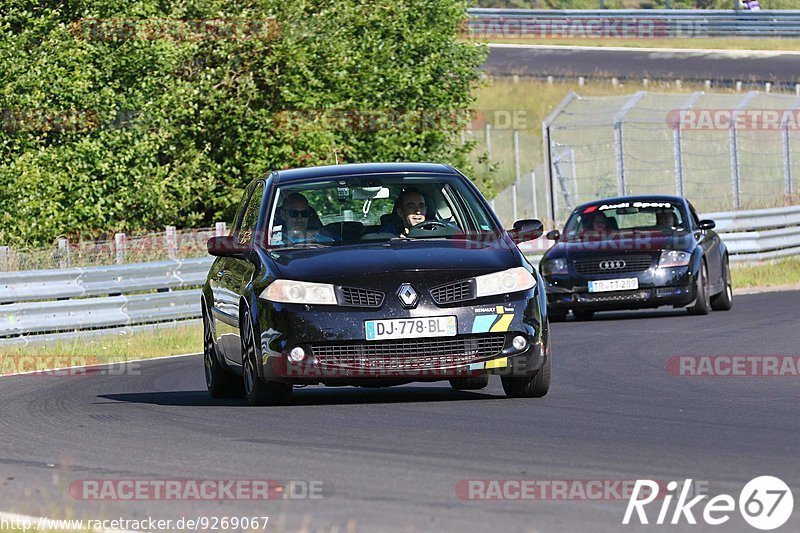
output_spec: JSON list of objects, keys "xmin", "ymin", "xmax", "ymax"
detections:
[
  {"xmin": 266, "ymin": 174, "xmax": 499, "ymax": 249},
  {"xmin": 562, "ymin": 200, "xmax": 687, "ymax": 241}
]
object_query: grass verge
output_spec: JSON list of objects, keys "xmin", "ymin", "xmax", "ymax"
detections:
[
  {"xmin": 731, "ymin": 257, "xmax": 800, "ymax": 288},
  {"xmin": 0, "ymin": 322, "xmax": 202, "ymax": 374}
]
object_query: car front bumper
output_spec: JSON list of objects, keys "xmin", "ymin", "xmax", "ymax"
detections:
[
  {"xmin": 253, "ymin": 292, "xmax": 547, "ymax": 384},
  {"xmin": 544, "ymin": 266, "xmax": 696, "ymax": 311}
]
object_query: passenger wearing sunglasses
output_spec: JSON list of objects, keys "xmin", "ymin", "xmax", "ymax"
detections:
[{"xmin": 272, "ymin": 193, "xmax": 334, "ymax": 245}]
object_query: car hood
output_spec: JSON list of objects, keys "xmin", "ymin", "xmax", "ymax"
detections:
[
  {"xmin": 266, "ymin": 238, "xmax": 519, "ymax": 283},
  {"xmin": 545, "ymin": 231, "xmax": 698, "ymax": 259}
]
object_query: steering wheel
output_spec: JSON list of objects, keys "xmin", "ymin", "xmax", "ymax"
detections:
[{"xmin": 411, "ymin": 220, "xmax": 450, "ymax": 231}]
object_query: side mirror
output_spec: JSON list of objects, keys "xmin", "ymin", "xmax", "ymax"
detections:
[
  {"xmin": 698, "ymin": 219, "xmax": 716, "ymax": 230},
  {"xmin": 207, "ymin": 236, "xmax": 249, "ymax": 258},
  {"xmin": 508, "ymin": 219, "xmax": 544, "ymax": 244},
  {"xmin": 546, "ymin": 229, "xmax": 561, "ymax": 241}
]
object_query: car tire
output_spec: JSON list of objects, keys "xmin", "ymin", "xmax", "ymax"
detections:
[
  {"xmin": 241, "ymin": 308, "xmax": 293, "ymax": 406},
  {"xmin": 203, "ymin": 309, "xmax": 243, "ymax": 398},
  {"xmin": 548, "ymin": 308, "xmax": 567, "ymax": 322},
  {"xmin": 711, "ymin": 257, "xmax": 733, "ymax": 311},
  {"xmin": 688, "ymin": 261, "xmax": 711, "ymax": 316},
  {"xmin": 572, "ymin": 309, "xmax": 594, "ymax": 321},
  {"xmin": 449, "ymin": 375, "xmax": 490, "ymax": 390},
  {"xmin": 501, "ymin": 350, "xmax": 551, "ymax": 398}
]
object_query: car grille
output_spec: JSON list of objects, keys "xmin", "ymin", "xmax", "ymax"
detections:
[
  {"xmin": 310, "ymin": 334, "xmax": 505, "ymax": 370},
  {"xmin": 339, "ymin": 287, "xmax": 384, "ymax": 308},
  {"xmin": 577, "ymin": 289, "xmax": 652, "ymax": 302},
  {"xmin": 429, "ymin": 280, "xmax": 473, "ymax": 305},
  {"xmin": 573, "ymin": 254, "xmax": 655, "ymax": 276}
]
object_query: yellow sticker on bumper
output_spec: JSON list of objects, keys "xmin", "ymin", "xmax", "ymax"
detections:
[{"xmin": 484, "ymin": 357, "xmax": 508, "ymax": 369}]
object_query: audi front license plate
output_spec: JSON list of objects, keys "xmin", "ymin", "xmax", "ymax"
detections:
[
  {"xmin": 365, "ymin": 316, "xmax": 457, "ymax": 341},
  {"xmin": 588, "ymin": 278, "xmax": 639, "ymax": 293}
]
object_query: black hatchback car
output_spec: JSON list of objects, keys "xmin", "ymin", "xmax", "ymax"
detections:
[
  {"xmin": 202, "ymin": 163, "xmax": 551, "ymax": 405},
  {"xmin": 539, "ymin": 195, "xmax": 733, "ymax": 321}
]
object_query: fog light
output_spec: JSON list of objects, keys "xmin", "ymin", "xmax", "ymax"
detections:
[
  {"xmin": 288, "ymin": 347, "xmax": 306, "ymax": 363},
  {"xmin": 512, "ymin": 335, "xmax": 527, "ymax": 351}
]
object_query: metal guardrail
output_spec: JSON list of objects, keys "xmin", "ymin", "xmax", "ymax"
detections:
[
  {"xmin": 708, "ymin": 205, "xmax": 800, "ymax": 260},
  {"xmin": 1, "ymin": 206, "xmax": 798, "ymax": 341},
  {"xmin": 0, "ymin": 258, "xmax": 212, "ymax": 340},
  {"xmin": 467, "ymin": 9, "xmax": 800, "ymax": 38}
]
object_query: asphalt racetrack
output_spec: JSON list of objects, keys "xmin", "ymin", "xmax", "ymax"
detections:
[
  {"xmin": 1, "ymin": 290, "xmax": 799, "ymax": 532},
  {"xmin": 483, "ymin": 44, "xmax": 800, "ymax": 86}
]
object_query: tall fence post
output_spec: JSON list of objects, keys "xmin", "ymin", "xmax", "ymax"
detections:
[
  {"xmin": 165, "ymin": 225, "xmax": 177, "ymax": 260},
  {"xmin": 782, "ymin": 100, "xmax": 800, "ymax": 201},
  {"xmin": 673, "ymin": 92, "xmax": 702, "ymax": 197},
  {"xmin": 511, "ymin": 183, "xmax": 518, "ymax": 223},
  {"xmin": 730, "ymin": 92, "xmax": 757, "ymax": 211},
  {"xmin": 613, "ymin": 91, "xmax": 646, "ymax": 197},
  {"xmin": 513, "ymin": 129, "xmax": 520, "ymax": 221},
  {"xmin": 485, "ymin": 123, "xmax": 492, "ymax": 160},
  {"xmin": 542, "ymin": 91, "xmax": 577, "ymax": 227},
  {"xmin": 215, "ymin": 221, "xmax": 227, "ymax": 237},
  {"xmin": 114, "ymin": 232, "xmax": 126, "ymax": 264},
  {"xmin": 58, "ymin": 238, "xmax": 70, "ymax": 269},
  {"xmin": 531, "ymin": 170, "xmax": 538, "ymax": 220}
]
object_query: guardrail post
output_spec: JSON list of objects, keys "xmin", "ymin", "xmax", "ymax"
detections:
[
  {"xmin": 0, "ymin": 246, "xmax": 8, "ymax": 271},
  {"xmin": 58, "ymin": 238, "xmax": 70, "ymax": 269},
  {"xmin": 165, "ymin": 226, "xmax": 177, "ymax": 260},
  {"xmin": 114, "ymin": 232, "xmax": 126, "ymax": 264},
  {"xmin": 215, "ymin": 221, "xmax": 227, "ymax": 237}
]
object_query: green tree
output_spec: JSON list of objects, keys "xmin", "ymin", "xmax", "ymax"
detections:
[{"xmin": 0, "ymin": 0, "xmax": 486, "ymax": 246}]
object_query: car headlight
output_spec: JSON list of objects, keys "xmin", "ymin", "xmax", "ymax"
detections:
[
  {"xmin": 658, "ymin": 250, "xmax": 691, "ymax": 268},
  {"xmin": 260, "ymin": 280, "xmax": 337, "ymax": 305},
  {"xmin": 474, "ymin": 267, "xmax": 536, "ymax": 298},
  {"xmin": 541, "ymin": 258, "xmax": 568, "ymax": 276}
]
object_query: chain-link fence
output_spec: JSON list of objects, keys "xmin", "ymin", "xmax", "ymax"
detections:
[{"xmin": 538, "ymin": 91, "xmax": 800, "ymax": 226}]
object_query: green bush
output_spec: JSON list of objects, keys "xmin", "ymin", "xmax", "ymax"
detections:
[{"xmin": 0, "ymin": 0, "xmax": 486, "ymax": 246}]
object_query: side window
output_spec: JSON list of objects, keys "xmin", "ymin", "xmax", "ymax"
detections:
[{"xmin": 236, "ymin": 181, "xmax": 265, "ymax": 245}]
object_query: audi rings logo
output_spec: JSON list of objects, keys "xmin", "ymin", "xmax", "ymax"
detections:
[{"xmin": 599, "ymin": 260, "xmax": 626, "ymax": 270}]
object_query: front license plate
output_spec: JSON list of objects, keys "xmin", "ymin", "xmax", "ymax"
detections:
[
  {"xmin": 588, "ymin": 278, "xmax": 639, "ymax": 293},
  {"xmin": 365, "ymin": 316, "xmax": 457, "ymax": 341}
]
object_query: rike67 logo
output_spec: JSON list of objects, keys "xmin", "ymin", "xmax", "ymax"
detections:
[{"xmin": 623, "ymin": 477, "xmax": 794, "ymax": 530}]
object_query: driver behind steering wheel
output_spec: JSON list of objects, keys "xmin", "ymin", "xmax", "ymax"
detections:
[{"xmin": 381, "ymin": 188, "xmax": 431, "ymax": 237}]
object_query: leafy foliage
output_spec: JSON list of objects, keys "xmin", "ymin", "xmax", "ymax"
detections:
[{"xmin": 0, "ymin": 0, "xmax": 486, "ymax": 246}]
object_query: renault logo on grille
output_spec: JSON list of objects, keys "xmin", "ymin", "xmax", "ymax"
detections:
[
  {"xmin": 599, "ymin": 260, "xmax": 626, "ymax": 270},
  {"xmin": 397, "ymin": 283, "xmax": 418, "ymax": 308}
]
